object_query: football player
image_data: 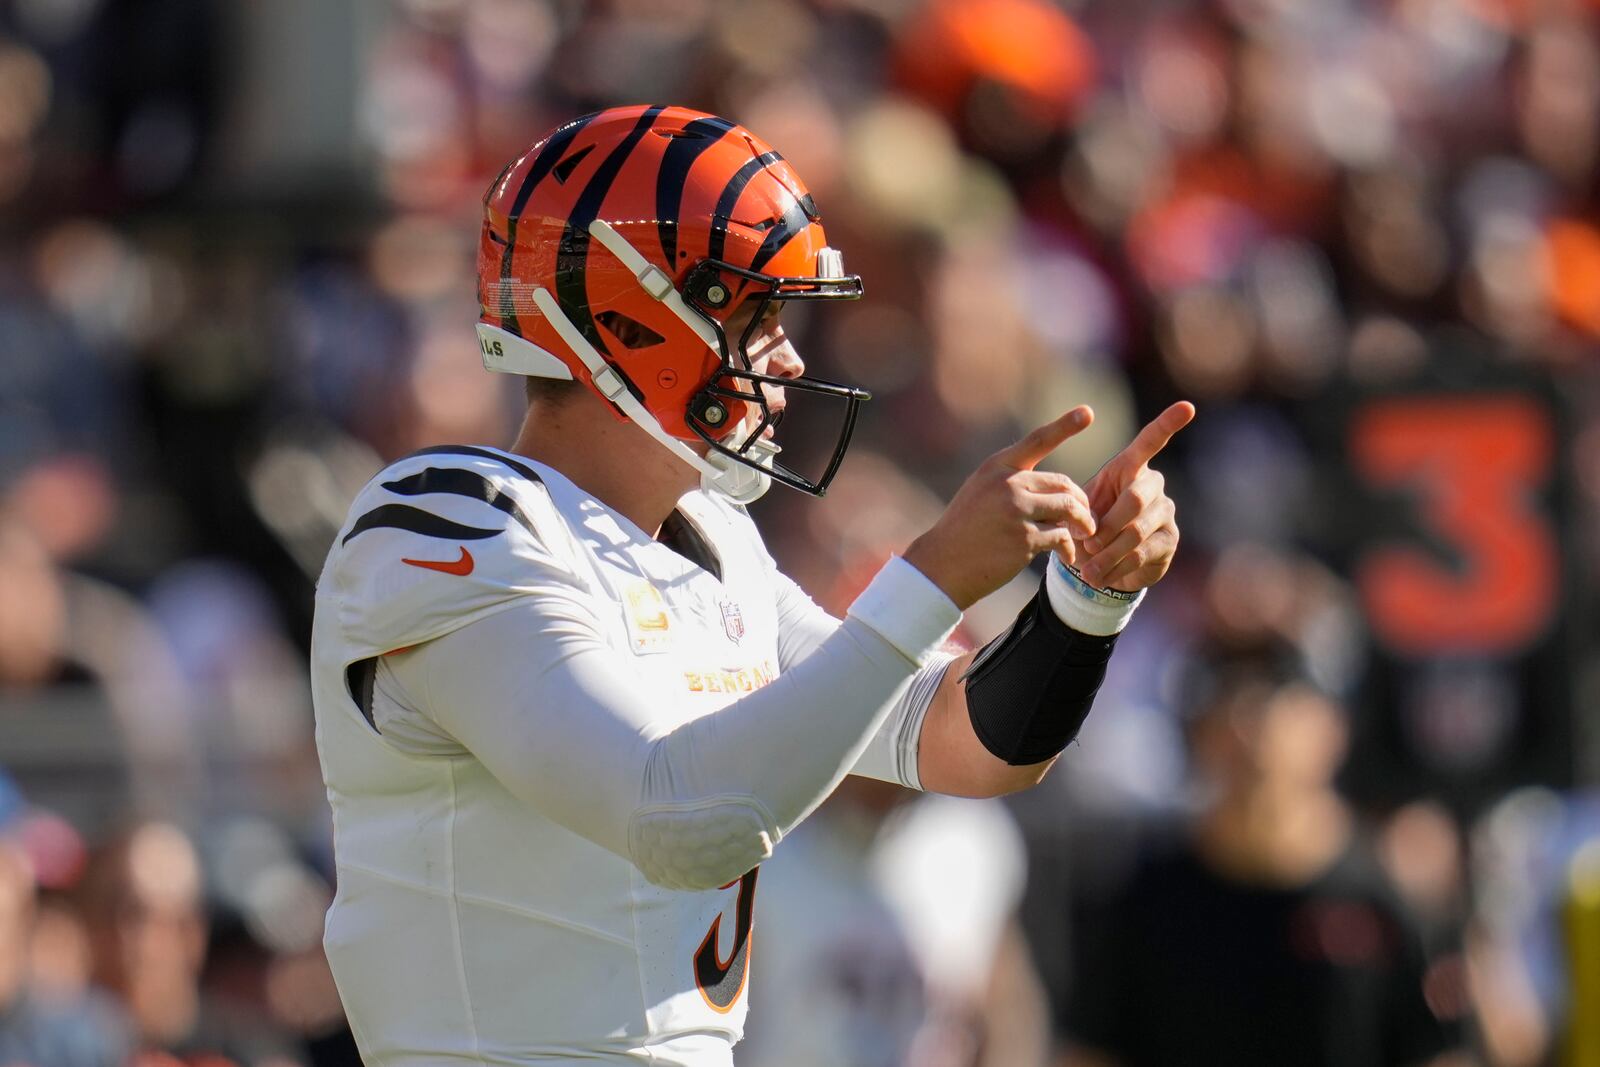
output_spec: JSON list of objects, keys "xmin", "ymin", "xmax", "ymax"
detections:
[{"xmin": 311, "ymin": 105, "xmax": 1192, "ymax": 1066}]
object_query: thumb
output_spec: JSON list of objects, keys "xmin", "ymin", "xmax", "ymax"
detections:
[{"xmin": 994, "ymin": 406, "xmax": 1094, "ymax": 471}]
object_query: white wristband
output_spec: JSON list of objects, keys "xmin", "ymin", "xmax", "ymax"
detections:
[
  {"xmin": 1045, "ymin": 555, "xmax": 1144, "ymax": 636},
  {"xmin": 847, "ymin": 556, "xmax": 962, "ymax": 665}
]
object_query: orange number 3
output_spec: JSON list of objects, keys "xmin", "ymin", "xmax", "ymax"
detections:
[{"xmin": 1351, "ymin": 395, "xmax": 1557, "ymax": 657}]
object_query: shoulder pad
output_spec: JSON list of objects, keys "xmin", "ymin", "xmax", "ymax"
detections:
[{"xmin": 324, "ymin": 446, "xmax": 589, "ymax": 657}]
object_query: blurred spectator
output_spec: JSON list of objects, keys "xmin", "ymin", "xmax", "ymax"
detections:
[
  {"xmin": 0, "ymin": 840, "xmax": 128, "ymax": 1067},
  {"xmin": 1056, "ymin": 643, "xmax": 1464, "ymax": 1067},
  {"xmin": 1471, "ymin": 789, "xmax": 1600, "ymax": 1067},
  {"xmin": 742, "ymin": 779, "xmax": 1046, "ymax": 1067},
  {"xmin": 78, "ymin": 823, "xmax": 298, "ymax": 1067}
]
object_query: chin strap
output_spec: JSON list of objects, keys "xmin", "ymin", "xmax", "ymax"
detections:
[{"xmin": 702, "ymin": 419, "xmax": 778, "ymax": 505}]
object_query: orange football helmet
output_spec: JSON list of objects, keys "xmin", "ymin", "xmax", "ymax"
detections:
[{"xmin": 476, "ymin": 105, "xmax": 869, "ymax": 502}]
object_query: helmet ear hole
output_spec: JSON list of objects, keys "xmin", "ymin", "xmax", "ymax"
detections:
[{"xmin": 595, "ymin": 310, "xmax": 666, "ymax": 350}]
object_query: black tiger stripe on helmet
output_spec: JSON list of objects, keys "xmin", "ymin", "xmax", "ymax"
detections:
[
  {"xmin": 495, "ymin": 111, "xmax": 601, "ymax": 334},
  {"xmin": 656, "ymin": 115, "xmax": 740, "ymax": 267},
  {"xmin": 555, "ymin": 104, "xmax": 670, "ymax": 359},
  {"xmin": 706, "ymin": 151, "xmax": 784, "ymax": 265}
]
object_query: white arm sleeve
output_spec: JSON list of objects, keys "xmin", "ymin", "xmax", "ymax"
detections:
[
  {"xmin": 773, "ymin": 570, "xmax": 954, "ymax": 791},
  {"xmin": 385, "ymin": 556, "xmax": 960, "ymax": 892}
]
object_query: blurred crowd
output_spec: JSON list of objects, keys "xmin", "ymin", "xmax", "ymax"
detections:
[{"xmin": 3, "ymin": 0, "xmax": 1600, "ymax": 1064}]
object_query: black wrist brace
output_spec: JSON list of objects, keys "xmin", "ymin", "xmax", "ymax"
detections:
[{"xmin": 961, "ymin": 583, "xmax": 1120, "ymax": 766}]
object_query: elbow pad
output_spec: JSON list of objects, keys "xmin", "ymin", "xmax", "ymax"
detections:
[
  {"xmin": 961, "ymin": 584, "xmax": 1119, "ymax": 766},
  {"xmin": 628, "ymin": 799, "xmax": 777, "ymax": 891}
]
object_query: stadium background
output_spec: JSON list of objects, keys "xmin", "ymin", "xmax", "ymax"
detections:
[{"xmin": 1, "ymin": 0, "xmax": 1598, "ymax": 1063}]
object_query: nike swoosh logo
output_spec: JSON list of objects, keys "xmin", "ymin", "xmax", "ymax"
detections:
[{"xmin": 401, "ymin": 546, "xmax": 474, "ymax": 576}]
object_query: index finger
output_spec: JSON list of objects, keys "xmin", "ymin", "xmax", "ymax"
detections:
[
  {"xmin": 1113, "ymin": 401, "xmax": 1195, "ymax": 471},
  {"xmin": 993, "ymin": 405, "xmax": 1094, "ymax": 471}
]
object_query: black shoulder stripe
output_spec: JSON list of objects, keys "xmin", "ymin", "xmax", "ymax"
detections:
[
  {"xmin": 557, "ymin": 105, "xmax": 669, "ymax": 361},
  {"xmin": 381, "ymin": 466, "xmax": 540, "ymax": 540},
  {"xmin": 655, "ymin": 115, "xmax": 739, "ymax": 266},
  {"xmin": 408, "ymin": 444, "xmax": 550, "ymax": 486},
  {"xmin": 498, "ymin": 111, "xmax": 601, "ymax": 334},
  {"xmin": 707, "ymin": 151, "xmax": 782, "ymax": 264},
  {"xmin": 747, "ymin": 193, "xmax": 811, "ymax": 274},
  {"xmin": 341, "ymin": 504, "xmax": 501, "ymax": 546}
]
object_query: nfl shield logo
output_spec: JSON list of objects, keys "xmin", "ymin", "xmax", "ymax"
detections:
[{"xmin": 721, "ymin": 601, "xmax": 745, "ymax": 644}]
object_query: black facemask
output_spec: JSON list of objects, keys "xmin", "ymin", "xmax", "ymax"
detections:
[{"xmin": 680, "ymin": 259, "xmax": 871, "ymax": 498}]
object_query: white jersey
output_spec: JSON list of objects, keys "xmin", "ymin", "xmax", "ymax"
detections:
[{"xmin": 310, "ymin": 445, "xmax": 960, "ymax": 1066}]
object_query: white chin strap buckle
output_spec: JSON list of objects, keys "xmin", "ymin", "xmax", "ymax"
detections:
[{"xmin": 702, "ymin": 436, "xmax": 779, "ymax": 505}]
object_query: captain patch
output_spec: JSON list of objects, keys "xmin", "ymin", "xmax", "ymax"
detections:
[{"xmin": 622, "ymin": 579, "xmax": 674, "ymax": 654}]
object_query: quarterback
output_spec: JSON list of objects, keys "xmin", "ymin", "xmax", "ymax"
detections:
[{"xmin": 311, "ymin": 105, "xmax": 1191, "ymax": 1066}]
